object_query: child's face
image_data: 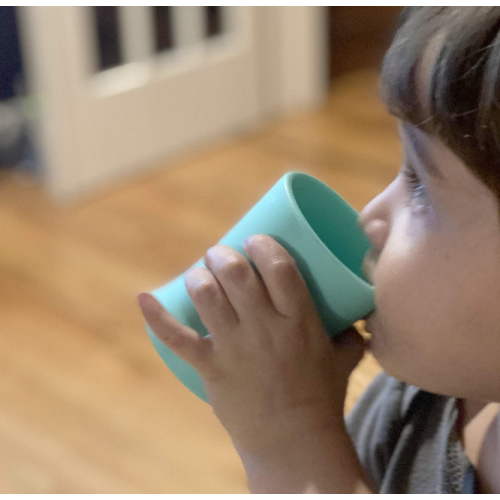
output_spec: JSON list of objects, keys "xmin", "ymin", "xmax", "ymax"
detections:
[{"xmin": 359, "ymin": 121, "xmax": 500, "ymax": 401}]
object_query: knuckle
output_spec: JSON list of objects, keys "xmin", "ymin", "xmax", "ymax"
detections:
[
  {"xmin": 271, "ymin": 257, "xmax": 297, "ymax": 277},
  {"xmin": 193, "ymin": 280, "xmax": 217, "ymax": 298},
  {"xmin": 168, "ymin": 332, "xmax": 187, "ymax": 350},
  {"xmin": 186, "ymin": 270, "xmax": 218, "ymax": 298},
  {"xmin": 221, "ymin": 258, "xmax": 249, "ymax": 281}
]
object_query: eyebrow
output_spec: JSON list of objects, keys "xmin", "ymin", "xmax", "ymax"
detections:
[{"xmin": 401, "ymin": 122, "xmax": 444, "ymax": 181}]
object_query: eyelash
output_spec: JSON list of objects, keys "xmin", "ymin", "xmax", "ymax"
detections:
[{"xmin": 402, "ymin": 163, "xmax": 428, "ymax": 208}]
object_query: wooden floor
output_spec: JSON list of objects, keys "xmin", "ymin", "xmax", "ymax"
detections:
[{"xmin": 0, "ymin": 69, "xmax": 401, "ymax": 493}]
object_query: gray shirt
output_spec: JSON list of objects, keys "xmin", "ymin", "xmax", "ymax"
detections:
[{"xmin": 345, "ymin": 371, "xmax": 479, "ymax": 493}]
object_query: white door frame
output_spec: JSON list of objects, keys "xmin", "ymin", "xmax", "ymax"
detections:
[
  {"xmin": 18, "ymin": 7, "xmax": 81, "ymax": 201},
  {"xmin": 255, "ymin": 6, "xmax": 329, "ymax": 119},
  {"xmin": 18, "ymin": 6, "xmax": 328, "ymax": 201}
]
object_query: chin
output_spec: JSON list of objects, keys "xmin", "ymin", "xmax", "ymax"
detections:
[{"xmin": 363, "ymin": 313, "xmax": 402, "ymax": 380}]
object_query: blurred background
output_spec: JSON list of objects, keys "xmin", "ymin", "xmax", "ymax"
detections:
[{"xmin": 0, "ymin": 6, "xmax": 403, "ymax": 493}]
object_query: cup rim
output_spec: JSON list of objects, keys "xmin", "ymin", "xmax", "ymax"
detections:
[{"xmin": 284, "ymin": 171, "xmax": 374, "ymax": 291}]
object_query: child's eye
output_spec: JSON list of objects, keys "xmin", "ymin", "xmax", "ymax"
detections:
[{"xmin": 402, "ymin": 163, "xmax": 429, "ymax": 210}]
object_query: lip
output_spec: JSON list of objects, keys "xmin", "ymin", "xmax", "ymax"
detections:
[{"xmin": 362, "ymin": 250, "xmax": 378, "ymax": 286}]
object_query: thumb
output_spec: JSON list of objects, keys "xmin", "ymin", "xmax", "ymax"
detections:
[{"xmin": 332, "ymin": 326, "xmax": 366, "ymax": 373}]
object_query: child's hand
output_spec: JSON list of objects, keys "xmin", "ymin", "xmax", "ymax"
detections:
[{"xmin": 138, "ymin": 235, "xmax": 365, "ymax": 454}]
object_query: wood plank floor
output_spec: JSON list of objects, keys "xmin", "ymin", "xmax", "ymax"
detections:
[{"xmin": 0, "ymin": 69, "xmax": 401, "ymax": 493}]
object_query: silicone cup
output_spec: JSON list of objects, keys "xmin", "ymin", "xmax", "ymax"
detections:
[{"xmin": 146, "ymin": 171, "xmax": 375, "ymax": 403}]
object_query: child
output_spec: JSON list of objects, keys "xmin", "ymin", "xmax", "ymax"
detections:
[{"xmin": 138, "ymin": 7, "xmax": 500, "ymax": 493}]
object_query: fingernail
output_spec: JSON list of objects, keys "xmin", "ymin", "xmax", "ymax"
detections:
[
  {"xmin": 206, "ymin": 246, "xmax": 218, "ymax": 260},
  {"xmin": 244, "ymin": 235, "xmax": 253, "ymax": 248}
]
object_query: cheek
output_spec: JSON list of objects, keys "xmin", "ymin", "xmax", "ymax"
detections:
[
  {"xmin": 369, "ymin": 213, "xmax": 442, "ymax": 350},
  {"xmin": 371, "ymin": 252, "xmax": 448, "ymax": 358},
  {"xmin": 369, "ymin": 227, "xmax": 500, "ymax": 397},
  {"xmin": 368, "ymin": 244, "xmax": 448, "ymax": 383},
  {"xmin": 366, "ymin": 214, "xmax": 460, "ymax": 389}
]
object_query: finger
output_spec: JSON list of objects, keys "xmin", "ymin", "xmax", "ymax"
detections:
[
  {"xmin": 244, "ymin": 235, "xmax": 317, "ymax": 319},
  {"xmin": 184, "ymin": 266, "xmax": 239, "ymax": 342},
  {"xmin": 203, "ymin": 244, "xmax": 276, "ymax": 321},
  {"xmin": 334, "ymin": 326, "xmax": 365, "ymax": 350},
  {"xmin": 138, "ymin": 292, "xmax": 213, "ymax": 371}
]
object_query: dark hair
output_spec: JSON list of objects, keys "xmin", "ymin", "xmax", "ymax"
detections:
[{"xmin": 380, "ymin": 7, "xmax": 500, "ymax": 196}]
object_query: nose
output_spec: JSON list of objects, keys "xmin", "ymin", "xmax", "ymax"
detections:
[{"xmin": 358, "ymin": 181, "xmax": 395, "ymax": 251}]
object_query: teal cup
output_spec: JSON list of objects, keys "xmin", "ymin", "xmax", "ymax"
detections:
[{"xmin": 146, "ymin": 171, "xmax": 375, "ymax": 403}]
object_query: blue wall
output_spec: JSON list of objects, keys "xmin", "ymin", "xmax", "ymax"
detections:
[{"xmin": 0, "ymin": 7, "xmax": 23, "ymax": 101}]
